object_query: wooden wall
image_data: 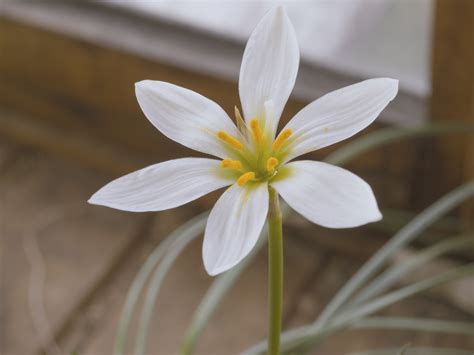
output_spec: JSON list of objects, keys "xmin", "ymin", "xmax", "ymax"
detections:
[
  {"xmin": 0, "ymin": 15, "xmax": 421, "ymax": 211},
  {"xmin": 420, "ymin": 0, "xmax": 474, "ymax": 225}
]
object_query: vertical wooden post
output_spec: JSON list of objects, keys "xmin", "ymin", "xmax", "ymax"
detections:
[{"xmin": 429, "ymin": 0, "xmax": 474, "ymax": 225}]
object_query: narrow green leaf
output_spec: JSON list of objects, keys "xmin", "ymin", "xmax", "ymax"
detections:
[
  {"xmin": 373, "ymin": 208, "xmax": 461, "ymax": 235},
  {"xmin": 134, "ymin": 213, "xmax": 209, "ymax": 355},
  {"xmin": 397, "ymin": 343, "xmax": 412, "ymax": 355},
  {"xmin": 114, "ymin": 225, "xmax": 176, "ymax": 355},
  {"xmin": 353, "ymin": 316, "xmax": 474, "ymax": 335},
  {"xmin": 114, "ymin": 212, "xmax": 208, "ymax": 355},
  {"xmin": 334, "ymin": 263, "xmax": 474, "ymax": 326},
  {"xmin": 325, "ymin": 122, "xmax": 474, "ymax": 166},
  {"xmin": 312, "ymin": 182, "xmax": 474, "ymax": 331},
  {"xmin": 180, "ymin": 229, "xmax": 267, "ymax": 355},
  {"xmin": 348, "ymin": 234, "xmax": 474, "ymax": 306}
]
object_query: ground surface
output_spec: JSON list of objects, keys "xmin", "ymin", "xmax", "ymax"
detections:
[{"xmin": 1, "ymin": 140, "xmax": 473, "ymax": 355}]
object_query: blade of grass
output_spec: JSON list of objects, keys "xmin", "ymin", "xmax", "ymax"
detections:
[
  {"xmin": 353, "ymin": 316, "xmax": 474, "ymax": 335},
  {"xmin": 348, "ymin": 234, "xmax": 474, "ymax": 306},
  {"xmin": 324, "ymin": 122, "xmax": 474, "ymax": 166},
  {"xmin": 396, "ymin": 344, "xmax": 411, "ymax": 355},
  {"xmin": 114, "ymin": 212, "xmax": 208, "ymax": 355},
  {"xmin": 134, "ymin": 213, "xmax": 209, "ymax": 355},
  {"xmin": 180, "ymin": 228, "xmax": 267, "ymax": 355},
  {"xmin": 242, "ymin": 263, "xmax": 474, "ymax": 354},
  {"xmin": 333, "ymin": 263, "xmax": 474, "ymax": 329},
  {"xmin": 373, "ymin": 208, "xmax": 461, "ymax": 235},
  {"xmin": 114, "ymin": 225, "xmax": 180, "ymax": 355},
  {"xmin": 312, "ymin": 182, "xmax": 474, "ymax": 331}
]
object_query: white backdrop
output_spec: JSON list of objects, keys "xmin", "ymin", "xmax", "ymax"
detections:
[{"xmin": 109, "ymin": 0, "xmax": 433, "ymax": 97}]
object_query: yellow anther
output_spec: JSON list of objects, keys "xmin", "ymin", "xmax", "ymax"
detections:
[
  {"xmin": 266, "ymin": 157, "xmax": 279, "ymax": 172},
  {"xmin": 217, "ymin": 131, "xmax": 244, "ymax": 150},
  {"xmin": 220, "ymin": 159, "xmax": 242, "ymax": 171},
  {"xmin": 250, "ymin": 118, "xmax": 263, "ymax": 143},
  {"xmin": 272, "ymin": 128, "xmax": 293, "ymax": 151},
  {"xmin": 237, "ymin": 171, "xmax": 255, "ymax": 186}
]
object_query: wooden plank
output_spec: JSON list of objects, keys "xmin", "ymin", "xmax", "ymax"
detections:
[
  {"xmin": 0, "ymin": 151, "xmax": 147, "ymax": 354},
  {"xmin": 0, "ymin": 140, "xmax": 17, "ymax": 169},
  {"xmin": 0, "ymin": 142, "xmax": 20, "ymax": 351},
  {"xmin": 0, "ymin": 111, "xmax": 151, "ymax": 176},
  {"xmin": 423, "ymin": 0, "xmax": 474, "ymax": 224}
]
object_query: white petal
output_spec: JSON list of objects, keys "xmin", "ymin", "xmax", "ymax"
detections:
[
  {"xmin": 88, "ymin": 158, "xmax": 232, "ymax": 212},
  {"xmin": 283, "ymin": 78, "xmax": 399, "ymax": 162},
  {"xmin": 239, "ymin": 6, "xmax": 299, "ymax": 135},
  {"xmin": 203, "ymin": 183, "xmax": 269, "ymax": 276},
  {"xmin": 272, "ymin": 161, "xmax": 381, "ymax": 228},
  {"xmin": 136, "ymin": 80, "xmax": 241, "ymax": 159}
]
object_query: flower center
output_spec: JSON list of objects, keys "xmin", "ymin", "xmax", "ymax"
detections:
[{"xmin": 216, "ymin": 108, "xmax": 293, "ymax": 186}]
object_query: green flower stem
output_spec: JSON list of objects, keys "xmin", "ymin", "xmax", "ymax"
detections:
[{"xmin": 267, "ymin": 186, "xmax": 283, "ymax": 355}]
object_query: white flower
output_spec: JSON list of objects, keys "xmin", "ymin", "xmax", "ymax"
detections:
[{"xmin": 89, "ymin": 7, "xmax": 398, "ymax": 276}]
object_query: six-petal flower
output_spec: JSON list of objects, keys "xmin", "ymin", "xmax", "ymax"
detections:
[{"xmin": 89, "ymin": 7, "xmax": 398, "ymax": 276}]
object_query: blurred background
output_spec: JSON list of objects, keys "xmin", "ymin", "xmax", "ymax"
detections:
[{"xmin": 1, "ymin": 1, "xmax": 473, "ymax": 354}]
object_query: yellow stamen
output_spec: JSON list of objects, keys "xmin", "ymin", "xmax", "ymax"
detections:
[
  {"xmin": 250, "ymin": 118, "xmax": 263, "ymax": 143},
  {"xmin": 220, "ymin": 159, "xmax": 242, "ymax": 171},
  {"xmin": 272, "ymin": 128, "xmax": 293, "ymax": 151},
  {"xmin": 237, "ymin": 171, "xmax": 255, "ymax": 186},
  {"xmin": 217, "ymin": 131, "xmax": 244, "ymax": 150},
  {"xmin": 266, "ymin": 157, "xmax": 279, "ymax": 172}
]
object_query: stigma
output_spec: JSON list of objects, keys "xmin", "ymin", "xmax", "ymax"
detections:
[{"xmin": 266, "ymin": 157, "xmax": 279, "ymax": 172}]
